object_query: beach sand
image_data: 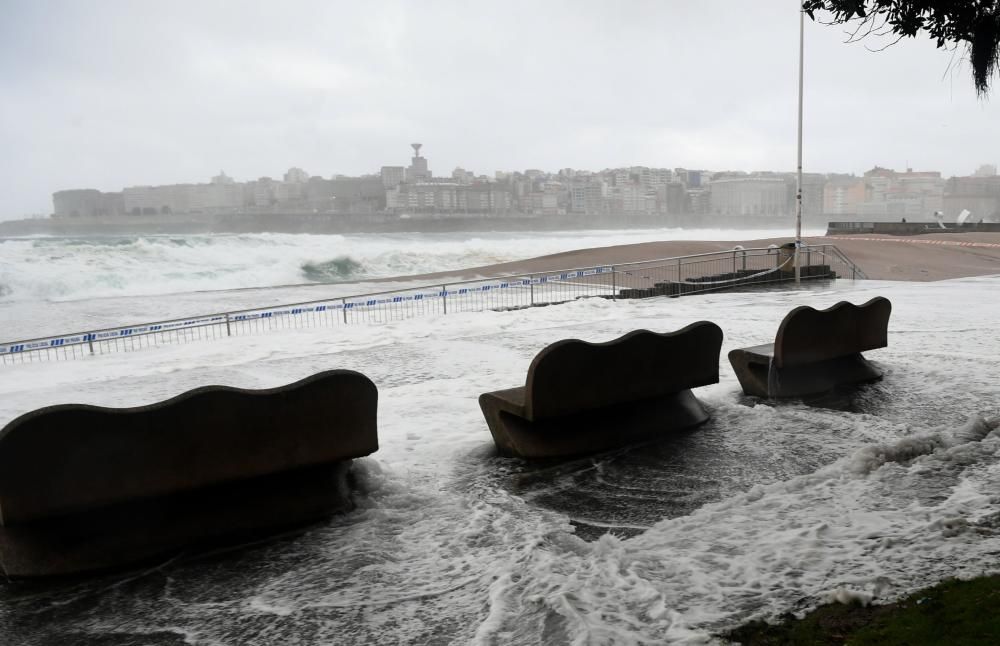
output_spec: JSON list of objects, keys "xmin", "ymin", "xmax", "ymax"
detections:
[{"xmin": 401, "ymin": 231, "xmax": 1000, "ymax": 283}]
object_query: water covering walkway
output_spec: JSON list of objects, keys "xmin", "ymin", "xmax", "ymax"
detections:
[{"xmin": 0, "ymin": 244, "xmax": 864, "ymax": 364}]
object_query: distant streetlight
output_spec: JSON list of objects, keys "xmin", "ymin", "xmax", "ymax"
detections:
[{"xmin": 795, "ymin": 4, "xmax": 805, "ymax": 284}]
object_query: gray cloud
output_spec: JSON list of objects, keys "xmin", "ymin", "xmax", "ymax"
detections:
[{"xmin": 0, "ymin": 0, "xmax": 996, "ymax": 218}]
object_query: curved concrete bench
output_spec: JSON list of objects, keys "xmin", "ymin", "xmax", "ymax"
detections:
[
  {"xmin": 0, "ymin": 369, "xmax": 378, "ymax": 577},
  {"xmin": 479, "ymin": 322, "xmax": 723, "ymax": 459},
  {"xmin": 728, "ymin": 296, "xmax": 891, "ymax": 398}
]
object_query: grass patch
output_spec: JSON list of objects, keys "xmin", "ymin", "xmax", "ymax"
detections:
[{"xmin": 723, "ymin": 575, "xmax": 1000, "ymax": 645}]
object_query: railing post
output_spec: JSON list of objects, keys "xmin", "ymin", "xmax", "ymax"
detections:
[
  {"xmin": 442, "ymin": 285, "xmax": 448, "ymax": 314},
  {"xmin": 732, "ymin": 251, "xmax": 737, "ymax": 275},
  {"xmin": 88, "ymin": 338, "xmax": 94, "ymax": 355},
  {"xmin": 342, "ymin": 298, "xmax": 348, "ymax": 324},
  {"xmin": 677, "ymin": 258, "xmax": 682, "ymax": 282},
  {"xmin": 529, "ymin": 275, "xmax": 534, "ymax": 306},
  {"xmin": 610, "ymin": 266, "xmax": 616, "ymax": 300},
  {"xmin": 225, "ymin": 314, "xmax": 231, "ymax": 337}
]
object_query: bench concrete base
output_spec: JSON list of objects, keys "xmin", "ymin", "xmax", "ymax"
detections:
[
  {"xmin": 728, "ymin": 347, "xmax": 883, "ymax": 399},
  {"xmin": 0, "ymin": 461, "xmax": 354, "ymax": 578},
  {"xmin": 480, "ymin": 388, "xmax": 710, "ymax": 459}
]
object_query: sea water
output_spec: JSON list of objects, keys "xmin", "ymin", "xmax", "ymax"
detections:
[
  {"xmin": 0, "ymin": 228, "xmax": 821, "ymax": 302},
  {"xmin": 0, "ymin": 228, "xmax": 822, "ymax": 341},
  {"xmin": 0, "ymin": 232, "xmax": 998, "ymax": 644}
]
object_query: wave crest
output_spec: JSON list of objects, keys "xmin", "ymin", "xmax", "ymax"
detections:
[{"xmin": 300, "ymin": 256, "xmax": 365, "ymax": 282}]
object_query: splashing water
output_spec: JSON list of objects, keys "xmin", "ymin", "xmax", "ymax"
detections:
[
  {"xmin": 0, "ymin": 277, "xmax": 998, "ymax": 643},
  {"xmin": 0, "ymin": 228, "xmax": 820, "ymax": 302}
]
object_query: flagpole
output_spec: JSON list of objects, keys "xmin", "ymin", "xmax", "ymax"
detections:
[{"xmin": 795, "ymin": 5, "xmax": 804, "ymax": 284}]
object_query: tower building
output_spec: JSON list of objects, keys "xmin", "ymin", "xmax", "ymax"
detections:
[{"xmin": 406, "ymin": 143, "xmax": 431, "ymax": 183}]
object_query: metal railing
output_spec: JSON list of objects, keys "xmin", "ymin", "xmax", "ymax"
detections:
[{"xmin": 0, "ymin": 244, "xmax": 863, "ymax": 365}]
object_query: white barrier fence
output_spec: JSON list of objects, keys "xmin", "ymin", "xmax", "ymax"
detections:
[{"xmin": 0, "ymin": 245, "xmax": 863, "ymax": 365}]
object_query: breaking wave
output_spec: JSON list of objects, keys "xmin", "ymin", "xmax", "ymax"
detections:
[
  {"xmin": 0, "ymin": 227, "xmax": 819, "ymax": 302},
  {"xmin": 300, "ymin": 256, "xmax": 365, "ymax": 281}
]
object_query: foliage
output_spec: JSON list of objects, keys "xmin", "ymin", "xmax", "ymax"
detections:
[{"xmin": 802, "ymin": 1, "xmax": 1000, "ymax": 96}]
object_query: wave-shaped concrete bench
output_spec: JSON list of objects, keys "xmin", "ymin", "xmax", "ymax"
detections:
[
  {"xmin": 479, "ymin": 323, "xmax": 723, "ymax": 459},
  {"xmin": 0, "ymin": 369, "xmax": 378, "ymax": 577},
  {"xmin": 728, "ymin": 296, "xmax": 891, "ymax": 399}
]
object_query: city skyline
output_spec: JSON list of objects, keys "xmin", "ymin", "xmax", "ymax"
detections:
[
  {"xmin": 50, "ymin": 142, "xmax": 1000, "ymax": 222},
  {"xmin": 3, "ymin": 0, "xmax": 1000, "ymax": 219},
  {"xmin": 48, "ymin": 153, "xmax": 992, "ymax": 190}
]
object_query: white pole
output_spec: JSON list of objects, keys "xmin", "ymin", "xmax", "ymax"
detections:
[{"xmin": 795, "ymin": 5, "xmax": 804, "ymax": 284}]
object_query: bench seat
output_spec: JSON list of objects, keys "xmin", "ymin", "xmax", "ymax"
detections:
[
  {"xmin": 729, "ymin": 297, "xmax": 891, "ymax": 399},
  {"xmin": 737, "ymin": 343, "xmax": 775, "ymax": 362},
  {"xmin": 0, "ymin": 369, "xmax": 378, "ymax": 577},
  {"xmin": 480, "ymin": 323, "xmax": 723, "ymax": 459}
]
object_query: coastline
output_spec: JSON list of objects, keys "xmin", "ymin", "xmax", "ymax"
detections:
[
  {"xmin": 0, "ymin": 212, "xmax": 833, "ymax": 237},
  {"xmin": 383, "ymin": 231, "xmax": 1000, "ymax": 284},
  {"xmin": 3, "ymin": 231, "xmax": 998, "ymax": 343}
]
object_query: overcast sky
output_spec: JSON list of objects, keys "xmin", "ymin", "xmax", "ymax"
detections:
[{"xmin": 1, "ymin": 0, "xmax": 997, "ymax": 219}]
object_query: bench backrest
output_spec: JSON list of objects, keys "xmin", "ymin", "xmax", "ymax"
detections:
[
  {"xmin": 0, "ymin": 369, "xmax": 378, "ymax": 526},
  {"xmin": 524, "ymin": 322, "xmax": 723, "ymax": 421},
  {"xmin": 773, "ymin": 296, "xmax": 891, "ymax": 369}
]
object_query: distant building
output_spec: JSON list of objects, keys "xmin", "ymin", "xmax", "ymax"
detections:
[
  {"xmin": 588, "ymin": 182, "xmax": 607, "ymax": 214},
  {"xmin": 406, "ymin": 143, "xmax": 431, "ymax": 183},
  {"xmin": 331, "ymin": 177, "xmax": 387, "ymax": 212},
  {"xmin": 250, "ymin": 177, "xmax": 277, "ymax": 209},
  {"xmin": 660, "ymin": 182, "xmax": 688, "ymax": 215},
  {"xmin": 305, "ymin": 176, "xmax": 335, "ymax": 211},
  {"xmin": 452, "ymin": 167, "xmax": 474, "ymax": 185},
  {"xmin": 52, "ymin": 189, "xmax": 124, "ymax": 217},
  {"xmin": 854, "ymin": 167, "xmax": 944, "ymax": 218},
  {"xmin": 823, "ymin": 175, "xmax": 866, "ymax": 215},
  {"xmin": 211, "ymin": 170, "xmax": 235, "ymax": 185},
  {"xmin": 123, "ymin": 184, "xmax": 198, "ymax": 215},
  {"xmin": 380, "ymin": 166, "xmax": 405, "ymax": 188},
  {"xmin": 709, "ymin": 177, "xmax": 788, "ymax": 216},
  {"xmin": 569, "ymin": 178, "xmax": 606, "ymax": 215},
  {"xmin": 274, "ymin": 180, "xmax": 305, "ymax": 205},
  {"xmin": 620, "ymin": 183, "xmax": 655, "ymax": 214},
  {"xmin": 943, "ymin": 174, "xmax": 1000, "ymax": 221},
  {"xmin": 387, "ymin": 181, "xmax": 512, "ymax": 214},
  {"xmin": 675, "ymin": 169, "xmax": 703, "ymax": 188},
  {"xmin": 283, "ymin": 167, "xmax": 309, "ymax": 183},
  {"xmin": 687, "ymin": 187, "xmax": 710, "ymax": 215},
  {"xmin": 190, "ymin": 182, "xmax": 243, "ymax": 211}
]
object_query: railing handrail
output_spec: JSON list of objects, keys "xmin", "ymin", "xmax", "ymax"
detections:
[
  {"xmin": 0, "ymin": 244, "xmax": 862, "ymax": 350},
  {"xmin": 820, "ymin": 245, "xmax": 869, "ymax": 279}
]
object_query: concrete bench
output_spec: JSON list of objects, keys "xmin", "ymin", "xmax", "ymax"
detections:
[
  {"xmin": 0, "ymin": 369, "xmax": 378, "ymax": 577},
  {"xmin": 479, "ymin": 322, "xmax": 723, "ymax": 459},
  {"xmin": 728, "ymin": 296, "xmax": 891, "ymax": 399}
]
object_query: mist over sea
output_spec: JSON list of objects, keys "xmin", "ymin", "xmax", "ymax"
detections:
[{"xmin": 0, "ymin": 228, "xmax": 821, "ymax": 303}]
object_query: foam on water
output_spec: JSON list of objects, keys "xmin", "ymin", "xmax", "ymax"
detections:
[
  {"xmin": 0, "ymin": 228, "xmax": 820, "ymax": 302},
  {"xmin": 0, "ymin": 276, "xmax": 997, "ymax": 644}
]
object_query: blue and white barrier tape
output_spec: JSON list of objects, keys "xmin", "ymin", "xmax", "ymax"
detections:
[{"xmin": 0, "ymin": 266, "xmax": 613, "ymax": 355}]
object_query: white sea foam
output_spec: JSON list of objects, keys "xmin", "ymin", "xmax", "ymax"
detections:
[
  {"xmin": 0, "ymin": 228, "xmax": 820, "ymax": 303},
  {"xmin": 0, "ymin": 274, "xmax": 997, "ymax": 644}
]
